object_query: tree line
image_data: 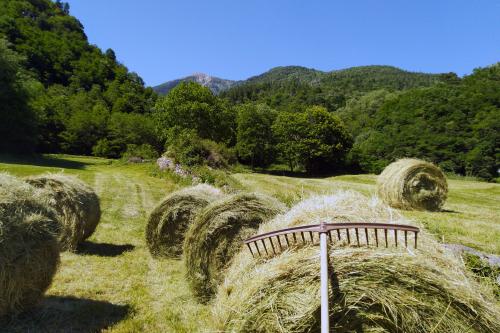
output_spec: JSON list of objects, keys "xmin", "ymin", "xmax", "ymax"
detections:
[{"xmin": 0, "ymin": 0, "xmax": 498, "ymax": 180}]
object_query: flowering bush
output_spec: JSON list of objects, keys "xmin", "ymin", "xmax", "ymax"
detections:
[{"xmin": 157, "ymin": 156, "xmax": 174, "ymax": 171}]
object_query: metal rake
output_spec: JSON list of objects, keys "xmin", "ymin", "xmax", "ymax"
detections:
[{"xmin": 244, "ymin": 222, "xmax": 420, "ymax": 333}]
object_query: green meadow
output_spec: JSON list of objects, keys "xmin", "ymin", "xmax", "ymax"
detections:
[{"xmin": 1, "ymin": 154, "xmax": 498, "ymax": 332}]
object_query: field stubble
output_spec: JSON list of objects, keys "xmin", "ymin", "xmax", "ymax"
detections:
[{"xmin": 0, "ymin": 155, "xmax": 498, "ymax": 332}]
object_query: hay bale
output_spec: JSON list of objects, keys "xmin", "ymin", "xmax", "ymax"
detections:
[
  {"xmin": 146, "ymin": 184, "xmax": 224, "ymax": 258},
  {"xmin": 212, "ymin": 191, "xmax": 500, "ymax": 333},
  {"xmin": 184, "ymin": 192, "xmax": 286, "ymax": 302},
  {"xmin": 0, "ymin": 173, "xmax": 60, "ymax": 318},
  {"xmin": 377, "ymin": 158, "xmax": 448, "ymax": 211},
  {"xmin": 25, "ymin": 173, "xmax": 101, "ymax": 251}
]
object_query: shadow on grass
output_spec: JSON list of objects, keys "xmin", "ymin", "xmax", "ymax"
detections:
[
  {"xmin": 1, "ymin": 296, "xmax": 130, "ymax": 333},
  {"xmin": 252, "ymin": 167, "xmax": 362, "ymax": 179},
  {"xmin": 0, "ymin": 154, "xmax": 89, "ymax": 170},
  {"xmin": 77, "ymin": 241, "xmax": 135, "ymax": 257},
  {"xmin": 440, "ymin": 209, "xmax": 460, "ymax": 214}
]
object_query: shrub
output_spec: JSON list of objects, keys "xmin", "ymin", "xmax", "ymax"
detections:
[
  {"xmin": 122, "ymin": 144, "xmax": 158, "ymax": 161},
  {"xmin": 165, "ymin": 129, "xmax": 235, "ymax": 168}
]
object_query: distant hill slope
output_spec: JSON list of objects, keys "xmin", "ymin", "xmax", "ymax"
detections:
[
  {"xmin": 220, "ymin": 65, "xmax": 444, "ymax": 111},
  {"xmin": 155, "ymin": 65, "xmax": 443, "ymax": 110},
  {"xmin": 244, "ymin": 66, "xmax": 325, "ymax": 84},
  {"xmin": 153, "ymin": 73, "xmax": 237, "ymax": 95}
]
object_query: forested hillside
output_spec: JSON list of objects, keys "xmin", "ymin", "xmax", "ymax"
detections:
[
  {"xmin": 0, "ymin": 0, "xmax": 157, "ymax": 156},
  {"xmin": 341, "ymin": 65, "xmax": 500, "ymax": 179},
  {"xmin": 221, "ymin": 65, "xmax": 443, "ymax": 111}
]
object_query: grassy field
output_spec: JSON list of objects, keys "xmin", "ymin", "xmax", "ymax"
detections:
[
  {"xmin": 0, "ymin": 155, "xmax": 499, "ymax": 332},
  {"xmin": 233, "ymin": 172, "xmax": 500, "ymax": 255}
]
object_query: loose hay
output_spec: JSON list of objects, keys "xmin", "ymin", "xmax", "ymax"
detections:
[
  {"xmin": 212, "ymin": 191, "xmax": 500, "ymax": 333},
  {"xmin": 377, "ymin": 158, "xmax": 448, "ymax": 211},
  {"xmin": 184, "ymin": 192, "xmax": 286, "ymax": 302},
  {"xmin": 25, "ymin": 173, "xmax": 101, "ymax": 251},
  {"xmin": 146, "ymin": 184, "xmax": 224, "ymax": 258},
  {"xmin": 0, "ymin": 173, "xmax": 60, "ymax": 318}
]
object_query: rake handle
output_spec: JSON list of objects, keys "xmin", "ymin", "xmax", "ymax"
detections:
[{"xmin": 320, "ymin": 225, "xmax": 329, "ymax": 333}]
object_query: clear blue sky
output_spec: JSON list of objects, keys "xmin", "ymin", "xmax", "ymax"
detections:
[{"xmin": 66, "ymin": 0, "xmax": 500, "ymax": 87}]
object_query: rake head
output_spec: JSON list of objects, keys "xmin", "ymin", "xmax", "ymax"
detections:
[{"xmin": 244, "ymin": 222, "xmax": 420, "ymax": 258}]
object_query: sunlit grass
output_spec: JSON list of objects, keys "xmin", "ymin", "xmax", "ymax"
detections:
[
  {"xmin": 235, "ymin": 172, "xmax": 500, "ymax": 254},
  {"xmin": 0, "ymin": 155, "xmax": 498, "ymax": 331}
]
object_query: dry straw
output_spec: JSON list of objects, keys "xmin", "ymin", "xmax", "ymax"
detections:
[
  {"xmin": 377, "ymin": 158, "xmax": 448, "ymax": 211},
  {"xmin": 25, "ymin": 173, "xmax": 101, "ymax": 251},
  {"xmin": 0, "ymin": 173, "xmax": 60, "ymax": 318},
  {"xmin": 146, "ymin": 184, "xmax": 224, "ymax": 258},
  {"xmin": 211, "ymin": 191, "xmax": 500, "ymax": 333},
  {"xmin": 184, "ymin": 192, "xmax": 286, "ymax": 302}
]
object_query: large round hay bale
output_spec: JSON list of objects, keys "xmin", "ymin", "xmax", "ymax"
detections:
[
  {"xmin": 377, "ymin": 158, "xmax": 448, "ymax": 211},
  {"xmin": 0, "ymin": 173, "xmax": 60, "ymax": 318},
  {"xmin": 25, "ymin": 173, "xmax": 101, "ymax": 251},
  {"xmin": 212, "ymin": 191, "xmax": 500, "ymax": 333},
  {"xmin": 146, "ymin": 184, "xmax": 224, "ymax": 258},
  {"xmin": 184, "ymin": 192, "xmax": 286, "ymax": 302}
]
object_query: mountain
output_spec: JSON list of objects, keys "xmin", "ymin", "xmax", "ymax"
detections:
[
  {"xmin": 153, "ymin": 73, "xmax": 237, "ymax": 95},
  {"xmin": 154, "ymin": 65, "xmax": 444, "ymax": 111}
]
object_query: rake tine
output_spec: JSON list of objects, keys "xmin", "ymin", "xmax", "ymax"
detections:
[
  {"xmin": 270, "ymin": 237, "xmax": 277, "ymax": 254},
  {"xmin": 404, "ymin": 231, "xmax": 408, "ymax": 248},
  {"xmin": 284, "ymin": 234, "xmax": 290, "ymax": 248},
  {"xmin": 309, "ymin": 231, "xmax": 314, "ymax": 243},
  {"xmin": 394, "ymin": 229, "xmax": 398, "ymax": 247},
  {"xmin": 375, "ymin": 229, "xmax": 379, "ymax": 247},
  {"xmin": 365, "ymin": 228, "xmax": 369, "ymax": 247},
  {"xmin": 328, "ymin": 231, "xmax": 332, "ymax": 243},
  {"xmin": 355, "ymin": 228, "xmax": 360, "ymax": 246},
  {"xmin": 336, "ymin": 229, "xmax": 341, "ymax": 240},
  {"xmin": 277, "ymin": 236, "xmax": 283, "ymax": 251},
  {"xmin": 301, "ymin": 232, "xmax": 306, "ymax": 243},
  {"xmin": 346, "ymin": 228, "xmax": 351, "ymax": 244},
  {"xmin": 414, "ymin": 231, "xmax": 418, "ymax": 249},
  {"xmin": 254, "ymin": 241, "xmax": 261, "ymax": 257},
  {"xmin": 293, "ymin": 232, "xmax": 297, "ymax": 244},
  {"xmin": 246, "ymin": 243, "xmax": 254, "ymax": 257},
  {"xmin": 384, "ymin": 229, "xmax": 388, "ymax": 247},
  {"xmin": 261, "ymin": 239, "xmax": 268, "ymax": 255}
]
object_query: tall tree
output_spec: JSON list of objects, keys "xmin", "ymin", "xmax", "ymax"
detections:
[
  {"xmin": 273, "ymin": 106, "xmax": 352, "ymax": 173},
  {"xmin": 0, "ymin": 38, "xmax": 39, "ymax": 152},
  {"xmin": 236, "ymin": 103, "xmax": 277, "ymax": 168},
  {"xmin": 153, "ymin": 82, "xmax": 235, "ymax": 145}
]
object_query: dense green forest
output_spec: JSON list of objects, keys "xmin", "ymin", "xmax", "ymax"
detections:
[
  {"xmin": 221, "ymin": 65, "xmax": 444, "ymax": 112},
  {"xmin": 0, "ymin": 0, "xmax": 157, "ymax": 156},
  {"xmin": 0, "ymin": 0, "xmax": 498, "ymax": 180}
]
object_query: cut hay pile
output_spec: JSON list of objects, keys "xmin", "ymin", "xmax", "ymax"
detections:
[
  {"xmin": 377, "ymin": 158, "xmax": 448, "ymax": 211},
  {"xmin": 0, "ymin": 173, "xmax": 60, "ymax": 318},
  {"xmin": 184, "ymin": 193, "xmax": 286, "ymax": 302},
  {"xmin": 25, "ymin": 173, "xmax": 101, "ymax": 251},
  {"xmin": 211, "ymin": 191, "xmax": 500, "ymax": 333},
  {"xmin": 146, "ymin": 184, "xmax": 224, "ymax": 258}
]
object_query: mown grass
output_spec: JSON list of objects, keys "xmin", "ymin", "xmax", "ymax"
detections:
[
  {"xmin": 234, "ymin": 172, "xmax": 500, "ymax": 255},
  {"xmin": 0, "ymin": 155, "xmax": 210, "ymax": 332},
  {"xmin": 0, "ymin": 155, "xmax": 498, "ymax": 332}
]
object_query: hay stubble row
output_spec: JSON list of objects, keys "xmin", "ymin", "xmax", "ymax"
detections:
[{"xmin": 1, "ymin": 155, "xmax": 499, "ymax": 332}]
